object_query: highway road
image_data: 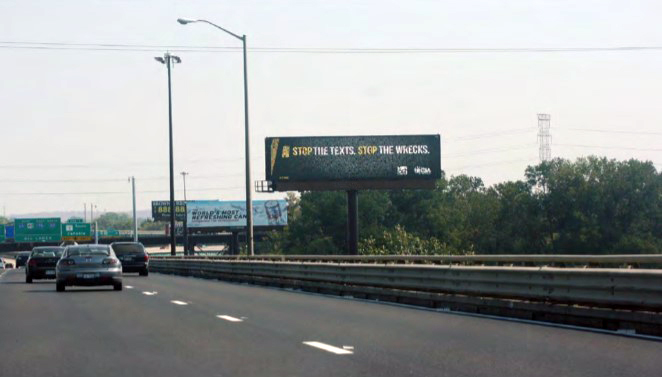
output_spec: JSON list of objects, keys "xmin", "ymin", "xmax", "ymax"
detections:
[{"xmin": 1, "ymin": 268, "xmax": 661, "ymax": 377}]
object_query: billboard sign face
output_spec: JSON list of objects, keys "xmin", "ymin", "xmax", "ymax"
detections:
[
  {"xmin": 187, "ymin": 200, "xmax": 288, "ymax": 228},
  {"xmin": 152, "ymin": 201, "xmax": 187, "ymax": 221},
  {"xmin": 15, "ymin": 218, "xmax": 62, "ymax": 243},
  {"xmin": 0, "ymin": 225, "xmax": 4, "ymax": 242},
  {"xmin": 265, "ymin": 134, "xmax": 441, "ymax": 190},
  {"xmin": 62, "ymin": 223, "xmax": 92, "ymax": 241}
]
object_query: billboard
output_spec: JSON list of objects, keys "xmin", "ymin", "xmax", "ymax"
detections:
[
  {"xmin": 15, "ymin": 218, "xmax": 62, "ymax": 243},
  {"xmin": 187, "ymin": 200, "xmax": 288, "ymax": 228},
  {"xmin": 152, "ymin": 200, "xmax": 187, "ymax": 221},
  {"xmin": 265, "ymin": 134, "xmax": 441, "ymax": 190},
  {"xmin": 62, "ymin": 223, "xmax": 92, "ymax": 241},
  {"xmin": 0, "ymin": 225, "xmax": 4, "ymax": 242}
]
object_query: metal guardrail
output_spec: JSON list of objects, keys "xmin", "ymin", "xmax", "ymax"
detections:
[
  {"xmin": 150, "ymin": 257, "xmax": 662, "ymax": 311},
  {"xmin": 152, "ymin": 254, "xmax": 662, "ymax": 267}
]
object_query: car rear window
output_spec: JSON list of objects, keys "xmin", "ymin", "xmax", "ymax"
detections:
[
  {"xmin": 66, "ymin": 247, "xmax": 110, "ymax": 257},
  {"xmin": 112, "ymin": 244, "xmax": 145, "ymax": 255},
  {"xmin": 31, "ymin": 249, "xmax": 63, "ymax": 257}
]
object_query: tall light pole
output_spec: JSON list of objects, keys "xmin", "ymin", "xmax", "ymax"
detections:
[
  {"xmin": 155, "ymin": 53, "xmax": 181, "ymax": 256},
  {"xmin": 129, "ymin": 176, "xmax": 138, "ymax": 242},
  {"xmin": 181, "ymin": 171, "xmax": 189, "ymax": 255},
  {"xmin": 177, "ymin": 17, "xmax": 254, "ymax": 256}
]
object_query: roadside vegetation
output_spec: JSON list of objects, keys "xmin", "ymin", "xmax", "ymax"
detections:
[{"xmin": 265, "ymin": 156, "xmax": 661, "ymax": 255}]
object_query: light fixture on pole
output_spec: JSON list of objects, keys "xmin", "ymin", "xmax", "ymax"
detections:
[
  {"xmin": 177, "ymin": 17, "xmax": 254, "ymax": 256},
  {"xmin": 155, "ymin": 52, "xmax": 182, "ymax": 256}
]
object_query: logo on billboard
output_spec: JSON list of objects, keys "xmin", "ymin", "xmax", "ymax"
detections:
[
  {"xmin": 397, "ymin": 166, "xmax": 408, "ymax": 176},
  {"xmin": 282, "ymin": 145, "xmax": 290, "ymax": 159},
  {"xmin": 414, "ymin": 166, "xmax": 432, "ymax": 175}
]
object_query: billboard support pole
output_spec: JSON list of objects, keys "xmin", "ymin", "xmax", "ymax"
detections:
[{"xmin": 347, "ymin": 190, "xmax": 359, "ymax": 255}]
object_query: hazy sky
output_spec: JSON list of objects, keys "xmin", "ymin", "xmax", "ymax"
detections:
[{"xmin": 1, "ymin": 0, "xmax": 661, "ymax": 216}]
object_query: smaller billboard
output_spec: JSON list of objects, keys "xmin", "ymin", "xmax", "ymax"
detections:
[
  {"xmin": 15, "ymin": 218, "xmax": 62, "ymax": 243},
  {"xmin": 187, "ymin": 200, "xmax": 288, "ymax": 228},
  {"xmin": 0, "ymin": 225, "xmax": 5, "ymax": 242},
  {"xmin": 152, "ymin": 201, "xmax": 187, "ymax": 221}
]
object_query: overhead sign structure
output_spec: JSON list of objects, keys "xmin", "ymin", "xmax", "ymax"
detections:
[
  {"xmin": 15, "ymin": 218, "xmax": 62, "ymax": 243},
  {"xmin": 5, "ymin": 225, "xmax": 14, "ymax": 239},
  {"xmin": 62, "ymin": 223, "xmax": 92, "ymax": 241},
  {"xmin": 0, "ymin": 224, "xmax": 5, "ymax": 242},
  {"xmin": 265, "ymin": 134, "xmax": 441, "ymax": 191},
  {"xmin": 152, "ymin": 200, "xmax": 187, "ymax": 221},
  {"xmin": 187, "ymin": 200, "xmax": 288, "ymax": 229}
]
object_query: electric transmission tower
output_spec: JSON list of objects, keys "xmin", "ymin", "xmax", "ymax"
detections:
[{"xmin": 537, "ymin": 113, "xmax": 551, "ymax": 162}]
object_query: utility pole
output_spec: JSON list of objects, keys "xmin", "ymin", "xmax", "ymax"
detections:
[
  {"xmin": 130, "ymin": 176, "xmax": 138, "ymax": 242},
  {"xmin": 177, "ymin": 18, "xmax": 254, "ymax": 255},
  {"xmin": 155, "ymin": 52, "xmax": 182, "ymax": 256},
  {"xmin": 84, "ymin": 203, "xmax": 87, "ymax": 222},
  {"xmin": 181, "ymin": 172, "xmax": 189, "ymax": 255}
]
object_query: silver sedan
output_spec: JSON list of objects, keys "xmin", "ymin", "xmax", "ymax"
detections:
[{"xmin": 56, "ymin": 245, "xmax": 122, "ymax": 292}]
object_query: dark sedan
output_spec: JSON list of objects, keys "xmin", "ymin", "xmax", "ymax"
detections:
[
  {"xmin": 111, "ymin": 242, "xmax": 149, "ymax": 276},
  {"xmin": 15, "ymin": 253, "xmax": 30, "ymax": 268},
  {"xmin": 26, "ymin": 247, "xmax": 64, "ymax": 283}
]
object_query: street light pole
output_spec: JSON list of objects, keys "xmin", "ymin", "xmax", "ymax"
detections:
[
  {"xmin": 155, "ymin": 53, "xmax": 182, "ymax": 256},
  {"xmin": 181, "ymin": 171, "xmax": 189, "ymax": 255},
  {"xmin": 129, "ymin": 176, "xmax": 138, "ymax": 242},
  {"xmin": 177, "ymin": 18, "xmax": 254, "ymax": 256}
]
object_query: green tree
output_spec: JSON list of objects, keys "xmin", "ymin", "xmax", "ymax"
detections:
[{"xmin": 95, "ymin": 212, "xmax": 133, "ymax": 230}]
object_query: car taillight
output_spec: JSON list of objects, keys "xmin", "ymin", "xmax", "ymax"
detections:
[
  {"xmin": 144, "ymin": 254, "xmax": 149, "ymax": 262},
  {"xmin": 59, "ymin": 259, "xmax": 75, "ymax": 266},
  {"xmin": 103, "ymin": 258, "xmax": 119, "ymax": 266}
]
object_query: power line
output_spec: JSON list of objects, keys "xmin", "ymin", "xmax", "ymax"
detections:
[
  {"xmin": 557, "ymin": 128, "xmax": 662, "ymax": 136},
  {"xmin": 555, "ymin": 143, "xmax": 662, "ymax": 152},
  {"xmin": 443, "ymin": 144, "xmax": 534, "ymax": 158},
  {"xmin": 447, "ymin": 157, "xmax": 538, "ymax": 170},
  {"xmin": 2, "ymin": 41, "xmax": 662, "ymax": 54},
  {"xmin": 0, "ymin": 186, "xmax": 244, "ymax": 196},
  {"xmin": 0, "ymin": 156, "xmax": 264, "ymax": 169},
  {"xmin": 448, "ymin": 128, "xmax": 533, "ymax": 141}
]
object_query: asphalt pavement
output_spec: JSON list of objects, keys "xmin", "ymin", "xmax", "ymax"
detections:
[{"xmin": 1, "ymin": 268, "xmax": 660, "ymax": 377}]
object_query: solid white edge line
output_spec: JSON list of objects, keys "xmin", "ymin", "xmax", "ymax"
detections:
[
  {"xmin": 217, "ymin": 315, "xmax": 243, "ymax": 322},
  {"xmin": 303, "ymin": 341, "xmax": 353, "ymax": 355},
  {"xmin": 171, "ymin": 300, "xmax": 188, "ymax": 305}
]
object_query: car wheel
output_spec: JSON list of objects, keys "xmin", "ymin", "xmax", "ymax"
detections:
[
  {"xmin": 26, "ymin": 275, "xmax": 33, "ymax": 284},
  {"xmin": 139, "ymin": 269, "xmax": 149, "ymax": 277},
  {"xmin": 113, "ymin": 282, "xmax": 123, "ymax": 291},
  {"xmin": 56, "ymin": 282, "xmax": 65, "ymax": 292}
]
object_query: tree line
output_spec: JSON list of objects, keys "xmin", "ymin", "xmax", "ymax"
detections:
[{"xmin": 264, "ymin": 156, "xmax": 661, "ymax": 255}]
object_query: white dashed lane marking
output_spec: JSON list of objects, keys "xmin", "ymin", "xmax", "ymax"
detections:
[
  {"xmin": 125, "ymin": 285, "xmax": 134, "ymax": 289},
  {"xmin": 217, "ymin": 315, "xmax": 243, "ymax": 322},
  {"xmin": 171, "ymin": 300, "xmax": 188, "ymax": 305},
  {"xmin": 142, "ymin": 291, "xmax": 157, "ymax": 296},
  {"xmin": 303, "ymin": 341, "xmax": 354, "ymax": 355}
]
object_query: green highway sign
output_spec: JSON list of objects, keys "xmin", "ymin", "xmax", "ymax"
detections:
[
  {"xmin": 15, "ymin": 218, "xmax": 62, "ymax": 243},
  {"xmin": 67, "ymin": 218, "xmax": 84, "ymax": 224},
  {"xmin": 0, "ymin": 224, "xmax": 5, "ymax": 242},
  {"xmin": 62, "ymin": 222, "xmax": 92, "ymax": 241}
]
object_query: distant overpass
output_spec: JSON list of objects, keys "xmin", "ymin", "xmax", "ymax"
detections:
[{"xmin": 0, "ymin": 232, "xmax": 271, "ymax": 253}]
